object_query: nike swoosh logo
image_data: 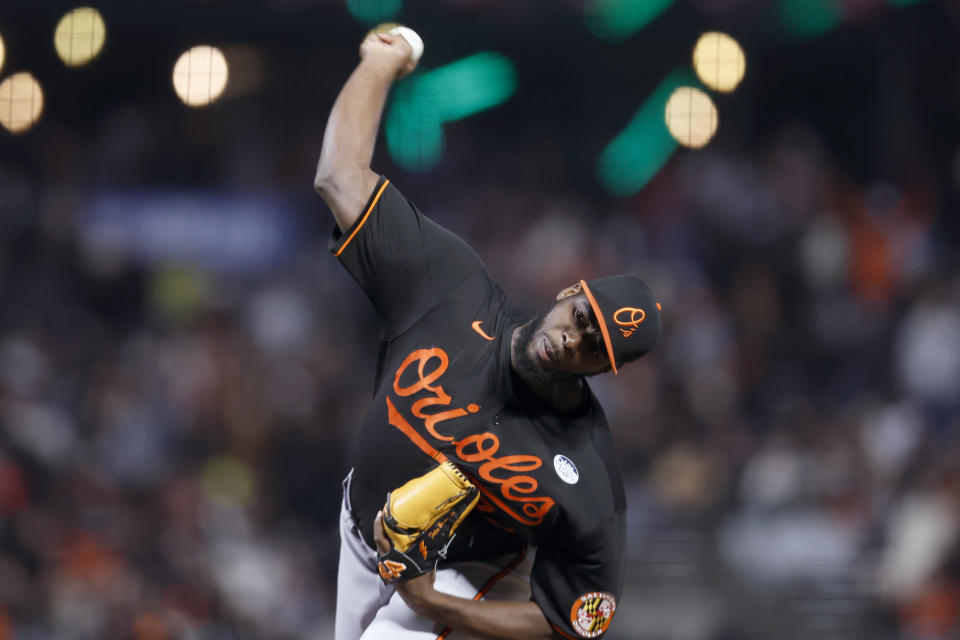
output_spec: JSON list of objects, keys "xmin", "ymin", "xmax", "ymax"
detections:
[{"xmin": 471, "ymin": 321, "xmax": 495, "ymax": 341}]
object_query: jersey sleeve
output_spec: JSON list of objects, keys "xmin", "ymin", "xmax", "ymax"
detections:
[
  {"xmin": 530, "ymin": 511, "xmax": 626, "ymax": 639},
  {"xmin": 329, "ymin": 176, "xmax": 485, "ymax": 337}
]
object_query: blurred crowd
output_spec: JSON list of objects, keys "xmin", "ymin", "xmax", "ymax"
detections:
[{"xmin": 3, "ymin": 4, "xmax": 960, "ymax": 640}]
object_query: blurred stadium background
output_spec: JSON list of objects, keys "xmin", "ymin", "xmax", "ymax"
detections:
[{"xmin": 2, "ymin": 0, "xmax": 960, "ymax": 638}]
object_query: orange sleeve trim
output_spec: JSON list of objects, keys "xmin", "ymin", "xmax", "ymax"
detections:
[
  {"xmin": 386, "ymin": 396, "xmax": 448, "ymax": 465},
  {"xmin": 579, "ymin": 280, "xmax": 618, "ymax": 375},
  {"xmin": 434, "ymin": 547, "xmax": 529, "ymax": 640},
  {"xmin": 334, "ymin": 179, "xmax": 390, "ymax": 258}
]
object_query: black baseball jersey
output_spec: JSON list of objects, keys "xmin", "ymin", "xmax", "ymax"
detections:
[{"xmin": 330, "ymin": 176, "xmax": 626, "ymax": 639}]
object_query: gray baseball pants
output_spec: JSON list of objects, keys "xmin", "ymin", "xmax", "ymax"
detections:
[{"xmin": 334, "ymin": 472, "xmax": 533, "ymax": 640}]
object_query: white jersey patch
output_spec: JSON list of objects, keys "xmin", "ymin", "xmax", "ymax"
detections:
[{"xmin": 553, "ymin": 455, "xmax": 579, "ymax": 485}]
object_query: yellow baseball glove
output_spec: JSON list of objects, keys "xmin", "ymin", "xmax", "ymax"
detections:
[{"xmin": 377, "ymin": 460, "xmax": 480, "ymax": 583}]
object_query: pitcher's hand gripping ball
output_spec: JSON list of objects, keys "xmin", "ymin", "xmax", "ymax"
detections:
[
  {"xmin": 377, "ymin": 460, "xmax": 479, "ymax": 584},
  {"xmin": 388, "ymin": 26, "xmax": 423, "ymax": 63}
]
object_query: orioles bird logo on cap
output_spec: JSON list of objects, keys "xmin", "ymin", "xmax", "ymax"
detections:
[{"xmin": 613, "ymin": 307, "xmax": 646, "ymax": 338}]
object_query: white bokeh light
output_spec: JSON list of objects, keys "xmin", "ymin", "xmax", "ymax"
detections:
[
  {"xmin": 172, "ymin": 45, "xmax": 229, "ymax": 107},
  {"xmin": 665, "ymin": 86, "xmax": 718, "ymax": 149},
  {"xmin": 0, "ymin": 72, "xmax": 45, "ymax": 134},
  {"xmin": 54, "ymin": 7, "xmax": 107, "ymax": 67},
  {"xmin": 693, "ymin": 32, "xmax": 746, "ymax": 93}
]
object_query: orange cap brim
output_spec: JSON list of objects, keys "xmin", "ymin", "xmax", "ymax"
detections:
[{"xmin": 580, "ymin": 279, "xmax": 618, "ymax": 375}]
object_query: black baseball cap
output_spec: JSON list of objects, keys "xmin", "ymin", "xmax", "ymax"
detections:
[{"xmin": 579, "ymin": 276, "xmax": 662, "ymax": 375}]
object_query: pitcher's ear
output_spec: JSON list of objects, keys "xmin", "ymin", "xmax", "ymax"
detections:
[{"xmin": 556, "ymin": 282, "xmax": 582, "ymax": 301}]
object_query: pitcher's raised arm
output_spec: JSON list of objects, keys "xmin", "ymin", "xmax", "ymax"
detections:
[{"xmin": 314, "ymin": 29, "xmax": 418, "ymax": 232}]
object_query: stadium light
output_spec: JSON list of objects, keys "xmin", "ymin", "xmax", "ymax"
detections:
[
  {"xmin": 54, "ymin": 7, "xmax": 107, "ymax": 67},
  {"xmin": 779, "ymin": 0, "xmax": 841, "ymax": 38},
  {"xmin": 597, "ymin": 70, "xmax": 699, "ymax": 196},
  {"xmin": 0, "ymin": 72, "xmax": 44, "ymax": 134},
  {"xmin": 664, "ymin": 86, "xmax": 718, "ymax": 148},
  {"xmin": 385, "ymin": 94, "xmax": 444, "ymax": 172},
  {"xmin": 347, "ymin": 0, "xmax": 403, "ymax": 23},
  {"xmin": 172, "ymin": 45, "xmax": 229, "ymax": 107},
  {"xmin": 385, "ymin": 52, "xmax": 517, "ymax": 172},
  {"xmin": 584, "ymin": 0, "xmax": 675, "ymax": 42},
  {"xmin": 417, "ymin": 53, "xmax": 516, "ymax": 122},
  {"xmin": 693, "ymin": 32, "xmax": 746, "ymax": 93}
]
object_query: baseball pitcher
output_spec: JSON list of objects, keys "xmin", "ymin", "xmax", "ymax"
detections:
[{"xmin": 315, "ymin": 26, "xmax": 662, "ymax": 640}]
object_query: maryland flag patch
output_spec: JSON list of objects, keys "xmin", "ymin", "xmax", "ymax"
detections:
[{"xmin": 569, "ymin": 592, "xmax": 616, "ymax": 637}]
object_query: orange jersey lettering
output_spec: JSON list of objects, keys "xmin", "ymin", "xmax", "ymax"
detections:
[{"xmin": 387, "ymin": 348, "xmax": 556, "ymax": 527}]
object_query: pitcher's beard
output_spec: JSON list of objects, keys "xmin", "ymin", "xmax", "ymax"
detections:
[{"xmin": 511, "ymin": 310, "xmax": 578, "ymax": 388}]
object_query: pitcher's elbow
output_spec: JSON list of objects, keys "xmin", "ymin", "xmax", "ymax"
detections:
[{"xmin": 313, "ymin": 171, "xmax": 335, "ymax": 196}]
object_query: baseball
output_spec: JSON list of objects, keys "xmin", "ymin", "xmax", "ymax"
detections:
[{"xmin": 389, "ymin": 26, "xmax": 424, "ymax": 63}]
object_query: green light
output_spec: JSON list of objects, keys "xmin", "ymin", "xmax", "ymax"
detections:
[
  {"xmin": 597, "ymin": 70, "xmax": 698, "ymax": 196},
  {"xmin": 416, "ymin": 53, "xmax": 517, "ymax": 121},
  {"xmin": 386, "ymin": 53, "xmax": 517, "ymax": 172},
  {"xmin": 778, "ymin": 0, "xmax": 841, "ymax": 38},
  {"xmin": 385, "ymin": 83, "xmax": 444, "ymax": 172},
  {"xmin": 584, "ymin": 0, "xmax": 676, "ymax": 42},
  {"xmin": 346, "ymin": 0, "xmax": 403, "ymax": 23}
]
